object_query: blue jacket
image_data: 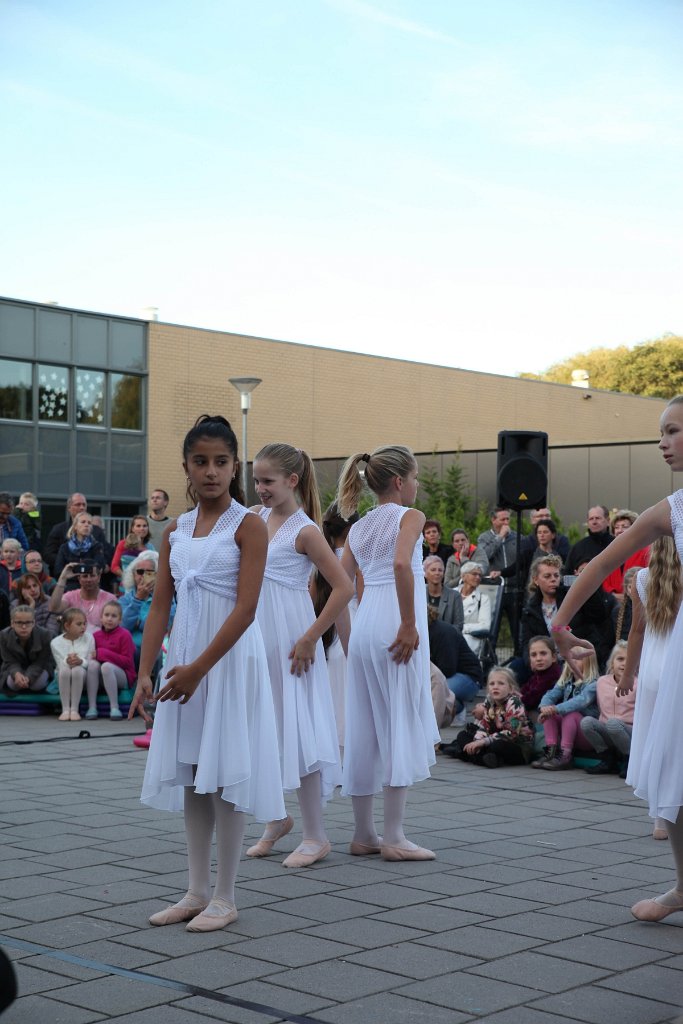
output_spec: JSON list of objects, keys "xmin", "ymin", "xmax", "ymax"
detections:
[
  {"xmin": 539, "ymin": 678, "xmax": 598, "ymax": 718},
  {"xmin": 119, "ymin": 589, "xmax": 176, "ymax": 650},
  {"xmin": 0, "ymin": 516, "xmax": 29, "ymax": 551}
]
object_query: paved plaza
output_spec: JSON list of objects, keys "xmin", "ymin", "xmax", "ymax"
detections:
[{"xmin": 1, "ymin": 715, "xmax": 682, "ymax": 1024}]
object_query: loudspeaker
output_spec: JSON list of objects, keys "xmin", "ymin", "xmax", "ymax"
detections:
[{"xmin": 497, "ymin": 431, "xmax": 548, "ymax": 511}]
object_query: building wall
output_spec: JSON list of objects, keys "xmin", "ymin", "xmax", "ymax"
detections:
[{"xmin": 148, "ymin": 321, "xmax": 671, "ymax": 521}]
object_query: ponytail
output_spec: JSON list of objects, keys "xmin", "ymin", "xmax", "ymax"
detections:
[{"xmin": 336, "ymin": 445, "xmax": 416, "ymax": 519}]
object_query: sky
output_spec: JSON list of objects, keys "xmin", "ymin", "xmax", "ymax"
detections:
[{"xmin": 1, "ymin": 0, "xmax": 681, "ymax": 378}]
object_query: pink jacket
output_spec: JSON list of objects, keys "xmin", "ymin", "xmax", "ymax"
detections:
[
  {"xmin": 595, "ymin": 673, "xmax": 637, "ymax": 725},
  {"xmin": 93, "ymin": 625, "xmax": 137, "ymax": 685}
]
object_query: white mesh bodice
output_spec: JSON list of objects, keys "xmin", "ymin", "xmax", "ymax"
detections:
[
  {"xmin": 668, "ymin": 491, "xmax": 683, "ymax": 561},
  {"xmin": 348, "ymin": 503, "xmax": 422, "ymax": 586},
  {"xmin": 260, "ymin": 507, "xmax": 317, "ymax": 590},
  {"xmin": 635, "ymin": 566, "xmax": 649, "ymax": 606}
]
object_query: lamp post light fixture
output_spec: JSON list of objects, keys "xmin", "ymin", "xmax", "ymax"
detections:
[{"xmin": 229, "ymin": 377, "xmax": 262, "ymax": 501}]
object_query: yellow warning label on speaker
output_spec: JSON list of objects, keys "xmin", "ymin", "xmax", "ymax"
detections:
[{"xmin": 518, "ymin": 492, "xmax": 528, "ymax": 500}]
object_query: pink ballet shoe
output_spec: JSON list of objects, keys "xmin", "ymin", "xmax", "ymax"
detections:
[
  {"xmin": 58, "ymin": 711, "xmax": 70, "ymax": 721},
  {"xmin": 186, "ymin": 900, "xmax": 238, "ymax": 932},
  {"xmin": 133, "ymin": 729, "xmax": 153, "ymax": 749},
  {"xmin": 631, "ymin": 893, "xmax": 683, "ymax": 922},
  {"xmin": 69, "ymin": 710, "xmax": 81, "ymax": 721},
  {"xmin": 381, "ymin": 843, "xmax": 436, "ymax": 862},
  {"xmin": 349, "ymin": 838, "xmax": 383, "ymax": 856},
  {"xmin": 246, "ymin": 815, "xmax": 294, "ymax": 857},
  {"xmin": 282, "ymin": 840, "xmax": 331, "ymax": 868},
  {"xmin": 652, "ymin": 828, "xmax": 669, "ymax": 841},
  {"xmin": 149, "ymin": 899, "xmax": 208, "ymax": 926}
]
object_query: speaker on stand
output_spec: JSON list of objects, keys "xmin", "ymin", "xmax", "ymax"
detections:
[{"xmin": 496, "ymin": 431, "xmax": 549, "ymax": 655}]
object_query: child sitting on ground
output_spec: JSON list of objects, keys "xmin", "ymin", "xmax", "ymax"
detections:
[
  {"xmin": 520, "ymin": 635, "xmax": 562, "ymax": 717},
  {"xmin": 580, "ymin": 639, "xmax": 637, "ymax": 777},
  {"xmin": 0, "ymin": 605, "xmax": 54, "ymax": 693},
  {"xmin": 450, "ymin": 666, "xmax": 534, "ymax": 768},
  {"xmin": 92, "ymin": 601, "xmax": 137, "ymax": 719},
  {"xmin": 50, "ymin": 609, "xmax": 94, "ymax": 721},
  {"xmin": 533, "ymin": 653, "xmax": 599, "ymax": 771}
]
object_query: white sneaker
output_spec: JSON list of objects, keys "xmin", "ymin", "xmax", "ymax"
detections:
[{"xmin": 452, "ymin": 710, "xmax": 467, "ymax": 727}]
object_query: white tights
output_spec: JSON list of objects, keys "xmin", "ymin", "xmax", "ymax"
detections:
[
  {"xmin": 182, "ymin": 787, "xmax": 245, "ymax": 910},
  {"xmin": 352, "ymin": 786, "xmax": 409, "ymax": 847},
  {"xmin": 656, "ymin": 809, "xmax": 683, "ymax": 908},
  {"xmin": 259, "ymin": 770, "xmax": 328, "ymax": 849},
  {"xmin": 86, "ymin": 660, "xmax": 126, "ymax": 712},
  {"xmin": 57, "ymin": 666, "xmax": 85, "ymax": 713}
]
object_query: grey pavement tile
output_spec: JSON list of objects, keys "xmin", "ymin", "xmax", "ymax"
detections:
[
  {"xmin": 604, "ymin": 861, "xmax": 679, "ymax": 884},
  {"xmin": 225, "ymin": 906, "xmax": 316, "ymax": 938},
  {"xmin": 12, "ymin": 961, "xmax": 80, "ymax": 995},
  {"xmin": 530, "ymin": 869, "xmax": 643, "ymax": 893},
  {"xmin": 36, "ymin": 848, "xmax": 120, "ymax": 869},
  {"xmin": 65, "ymin": 880, "xmax": 173, "ymax": 904},
  {"xmin": 535, "ymin": 987, "xmax": 678, "ymax": 1024},
  {"xmin": 477, "ymin": 816, "xmax": 585, "ymax": 838},
  {"xmin": 480, "ymin": 911, "xmax": 603, "ymax": 941},
  {"xmin": 0, "ymin": 858, "xmax": 54, "ymax": 880},
  {"xmin": 590, "ymin": 885, "xmax": 663, "ymax": 906},
  {"xmin": 109, "ymin": 925, "xmax": 240, "ymax": 955},
  {"xmin": 302, "ymin": 917, "xmax": 428, "ymax": 948},
  {"xmin": 3, "ymin": 914, "xmax": 136, "ymax": 947},
  {"xmin": 468, "ymin": 1010, "xmax": 584, "ymax": 1024},
  {"xmin": 467, "ymin": 949, "xmax": 610, "ymax": 993},
  {"xmin": 416, "ymin": 924, "xmax": 543, "ymax": 958},
  {"xmin": 14, "ymin": 833, "xmax": 104, "ymax": 854},
  {"xmin": 88, "ymin": 898, "xmax": 191, "ymax": 928},
  {"xmin": 268, "ymin": 892, "xmax": 385, "ymax": 922},
  {"xmin": 92, "ymin": 837, "xmax": 186, "ymax": 858},
  {"xmin": 236, "ymin": 857, "xmax": 304, "ymax": 882},
  {"xmin": 598, "ymin": 963, "xmax": 683, "ymax": 1004},
  {"xmin": 0, "ymin": 994, "xmax": 106, "ymax": 1023},
  {"xmin": 49, "ymin": 974, "xmax": 179, "ymax": 1014},
  {"xmin": 0, "ymin": 892, "xmax": 108, "ymax": 923},
  {"xmin": 8, "ymin": 820, "xmax": 76, "ymax": 838},
  {"xmin": 541, "ymin": 897, "xmax": 638, "ymax": 926},
  {"xmin": 46, "ymin": 865, "xmax": 151, "ymax": 886},
  {"xmin": 596, "ymin": 922, "xmax": 683, "ymax": 953},
  {"xmin": 315, "ymin": 991, "xmax": 471, "ymax": 1024},
  {"xmin": 20, "ymin": 952, "xmax": 106, "ymax": 981},
  {"xmin": 217, "ymin": 979, "xmax": 334, "ymax": 1015},
  {"xmin": 431, "ymin": 846, "xmax": 500, "ymax": 867},
  {"xmin": 589, "ymin": 817, "xmax": 653, "ymax": 836},
  {"xmin": 172, "ymin": 995, "xmax": 281, "ymax": 1024},
  {"xmin": 436, "ymin": 891, "xmax": 547, "ymax": 915},
  {"xmin": 399, "ymin": 973, "xmax": 538, "ymax": 1014},
  {"xmin": 346, "ymin": 941, "xmax": 481, "ymax": 979},
  {"xmin": 237, "ymin": 874, "xmax": 340, "ymax": 899},
  {"xmin": 490, "ymin": 880, "xmax": 605, "ymax": 903},
  {"xmin": 334, "ymin": 881, "xmax": 443, "ymax": 909},
  {"xmin": 371, "ymin": 904, "xmax": 490, "ymax": 931},
  {"xmin": 228, "ymin": 932, "xmax": 358, "ymax": 967},
  {"xmin": 458, "ymin": 863, "xmax": 548, "ymax": 885},
  {"xmin": 540, "ymin": 932, "xmax": 668, "ymax": 969},
  {"xmin": 64, "ymin": 938, "xmax": 168, "ymax": 969},
  {"xmin": 83, "ymin": 825, "xmax": 170, "ymax": 842},
  {"xmin": 120, "ymin": 852, "xmax": 190, "ymax": 873},
  {"xmin": 391, "ymin": 873, "xmax": 485, "ymax": 896},
  {"xmin": 454, "ymin": 839, "xmax": 557, "ymax": 859},
  {"xmin": 105, "ymin": 1007, "xmax": 231, "ymax": 1024},
  {"xmin": 150, "ymin": 948, "xmax": 281, "ymax": 987},
  {"xmin": 295, "ymin": 862, "xmax": 391, "ymax": 887},
  {"xmin": 264, "ymin": 959, "xmax": 406, "ymax": 999}
]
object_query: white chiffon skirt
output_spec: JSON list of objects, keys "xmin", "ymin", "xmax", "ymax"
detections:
[
  {"xmin": 342, "ymin": 580, "xmax": 439, "ymax": 796},
  {"xmin": 141, "ymin": 593, "xmax": 285, "ymax": 822}
]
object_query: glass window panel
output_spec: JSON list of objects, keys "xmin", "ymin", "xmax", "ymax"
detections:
[
  {"xmin": 0, "ymin": 359, "xmax": 33, "ymax": 420},
  {"xmin": 76, "ymin": 431, "xmax": 107, "ymax": 495},
  {"xmin": 0, "ymin": 424, "xmax": 34, "ymax": 492},
  {"xmin": 37, "ymin": 428, "xmax": 71, "ymax": 495},
  {"xmin": 75, "ymin": 369, "xmax": 106, "ymax": 425},
  {"xmin": 110, "ymin": 321, "xmax": 145, "ymax": 371},
  {"xmin": 75, "ymin": 315, "xmax": 107, "ymax": 365},
  {"xmin": 0, "ymin": 303, "xmax": 34, "ymax": 358},
  {"xmin": 38, "ymin": 364, "xmax": 69, "ymax": 423},
  {"xmin": 110, "ymin": 434, "xmax": 143, "ymax": 498},
  {"xmin": 37, "ymin": 309, "xmax": 71, "ymax": 361},
  {"xmin": 110, "ymin": 373, "xmax": 142, "ymax": 430}
]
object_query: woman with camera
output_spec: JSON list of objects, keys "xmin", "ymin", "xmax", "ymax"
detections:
[{"xmin": 53, "ymin": 513, "xmax": 106, "ymax": 591}]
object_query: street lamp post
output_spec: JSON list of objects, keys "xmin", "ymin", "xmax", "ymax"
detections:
[{"xmin": 229, "ymin": 377, "xmax": 262, "ymax": 501}]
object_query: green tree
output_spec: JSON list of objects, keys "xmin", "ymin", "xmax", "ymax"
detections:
[{"xmin": 519, "ymin": 334, "xmax": 683, "ymax": 398}]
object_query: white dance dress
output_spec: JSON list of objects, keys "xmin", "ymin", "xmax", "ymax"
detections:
[
  {"xmin": 631, "ymin": 491, "xmax": 683, "ymax": 822},
  {"xmin": 140, "ymin": 503, "xmax": 286, "ymax": 822},
  {"xmin": 626, "ymin": 568, "xmax": 666, "ymax": 794},
  {"xmin": 256, "ymin": 508, "xmax": 342, "ymax": 803},
  {"xmin": 326, "ymin": 546, "xmax": 358, "ymax": 748},
  {"xmin": 342, "ymin": 503, "xmax": 440, "ymax": 796}
]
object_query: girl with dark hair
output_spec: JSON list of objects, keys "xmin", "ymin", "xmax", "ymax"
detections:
[
  {"xmin": 336, "ymin": 446, "xmax": 440, "ymax": 861},
  {"xmin": 129, "ymin": 415, "xmax": 284, "ymax": 933},
  {"xmin": 246, "ymin": 444, "xmax": 354, "ymax": 868}
]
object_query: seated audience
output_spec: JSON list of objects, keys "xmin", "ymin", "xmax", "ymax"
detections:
[
  {"xmin": 50, "ymin": 609, "xmax": 94, "ymax": 721},
  {"xmin": 54, "ymin": 513, "xmax": 106, "ymax": 587},
  {"xmin": 533, "ymin": 653, "xmax": 599, "ymax": 771},
  {"xmin": 11, "ymin": 573, "xmax": 59, "ymax": 637},
  {"xmin": 23, "ymin": 550, "xmax": 56, "ymax": 595},
  {"xmin": 90, "ymin": 601, "xmax": 137, "ymax": 720},
  {"xmin": 427, "ymin": 604, "xmax": 483, "ymax": 728},
  {"xmin": 422, "ymin": 519, "xmax": 452, "ymax": 569},
  {"xmin": 0, "ymin": 493, "xmax": 29, "ymax": 550},
  {"xmin": 520, "ymin": 635, "xmax": 562, "ymax": 715},
  {"xmin": 563, "ymin": 504, "xmax": 612, "ymax": 576},
  {"xmin": 111, "ymin": 515, "xmax": 156, "ymax": 589},
  {"xmin": 580, "ymin": 640, "xmax": 637, "ymax": 777},
  {"xmin": 0, "ymin": 540, "xmax": 24, "ymax": 596},
  {"xmin": 448, "ymin": 666, "xmax": 534, "ymax": 768},
  {"xmin": 456, "ymin": 561, "xmax": 491, "ymax": 656},
  {"xmin": 602, "ymin": 510, "xmax": 649, "ymax": 601},
  {"xmin": 15, "ymin": 493, "xmax": 42, "ymax": 551},
  {"xmin": 44, "ymin": 493, "xmax": 107, "ymax": 573},
  {"xmin": 613, "ymin": 566, "xmax": 639, "ymax": 641},
  {"xmin": 445, "ymin": 529, "xmax": 489, "ymax": 588},
  {"xmin": 49, "ymin": 564, "xmax": 113, "ymax": 634},
  {"xmin": 120, "ymin": 551, "xmax": 175, "ymax": 664},
  {"xmin": 424, "ymin": 555, "xmax": 464, "ymax": 629},
  {"xmin": 0, "ymin": 605, "xmax": 54, "ymax": 693}
]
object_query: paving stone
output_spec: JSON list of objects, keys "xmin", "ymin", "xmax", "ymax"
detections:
[
  {"xmin": 109, "ymin": 925, "xmax": 240, "ymax": 955},
  {"xmin": 16, "ymin": 833, "xmax": 103, "ymax": 854},
  {"xmin": 228, "ymin": 931, "xmax": 358, "ymax": 967},
  {"xmin": 539, "ymin": 898, "xmax": 634, "ymax": 926},
  {"xmin": 264, "ymin": 959, "xmax": 406, "ymax": 999},
  {"xmin": 64, "ymin": 939, "xmax": 167, "ymax": 970},
  {"xmin": 416, "ymin": 925, "xmax": 542, "ymax": 958},
  {"xmin": 150, "ymin": 948, "xmax": 281, "ymax": 987},
  {"xmin": 302, "ymin": 917, "xmax": 428, "ymax": 949},
  {"xmin": 216, "ymin": 978, "xmax": 334, "ymax": 1015},
  {"xmin": 0, "ymin": 858, "xmax": 54, "ymax": 880},
  {"xmin": 65, "ymin": 881, "xmax": 172, "ymax": 905},
  {"xmin": 237, "ymin": 873, "xmax": 340, "ymax": 899},
  {"xmin": 48, "ymin": 865, "xmax": 151, "ymax": 886},
  {"xmin": 20, "ymin": 952, "xmax": 107, "ymax": 981},
  {"xmin": 334, "ymin": 881, "xmax": 443, "ymax": 909},
  {"xmin": 458, "ymin": 863, "xmax": 547, "ymax": 885},
  {"xmin": 467, "ymin": 949, "xmax": 610, "ymax": 992},
  {"xmin": 467, "ymin": 1010, "xmax": 582, "ymax": 1024},
  {"xmin": 399, "ymin": 973, "xmax": 538, "ymax": 1014},
  {"xmin": 490, "ymin": 880, "xmax": 604, "ymax": 903},
  {"xmin": 0, "ymin": 892, "xmax": 108, "ymax": 923},
  {"xmin": 3, "ymin": 914, "xmax": 136, "ymax": 947},
  {"xmin": 49, "ymin": 974, "xmax": 179, "ymax": 1014},
  {"xmin": 105, "ymin": 1006, "xmax": 225, "ymax": 1023},
  {"xmin": 12, "ymin": 961, "xmax": 81, "ymax": 995},
  {"xmin": 535, "ymin": 986, "xmax": 678, "ymax": 1024},
  {"xmin": 597, "ymin": 963, "xmax": 683, "ymax": 1003},
  {"xmin": 371, "ymin": 904, "xmax": 490, "ymax": 931},
  {"xmin": 479, "ymin": 911, "xmax": 603, "ymax": 941},
  {"xmin": 0, "ymin": 994, "xmax": 106, "ymax": 1022},
  {"xmin": 172, "ymin": 995, "xmax": 281, "ymax": 1023},
  {"xmin": 314, "ymin": 991, "xmax": 471, "ymax": 1024},
  {"xmin": 267, "ymin": 892, "xmax": 385, "ymax": 922},
  {"xmin": 436, "ymin": 891, "xmax": 546, "ymax": 916},
  {"xmin": 597, "ymin": 922, "xmax": 683, "ymax": 952},
  {"xmin": 346, "ymin": 941, "xmax": 481, "ymax": 979},
  {"xmin": 540, "ymin": 933, "xmax": 668, "ymax": 969}
]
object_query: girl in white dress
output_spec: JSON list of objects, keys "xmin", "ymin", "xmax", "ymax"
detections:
[
  {"xmin": 247, "ymin": 444, "xmax": 354, "ymax": 868},
  {"xmin": 552, "ymin": 395, "xmax": 683, "ymax": 922},
  {"xmin": 130, "ymin": 416, "xmax": 285, "ymax": 932},
  {"xmin": 337, "ymin": 446, "xmax": 440, "ymax": 861},
  {"xmin": 621, "ymin": 538, "xmax": 682, "ymax": 838}
]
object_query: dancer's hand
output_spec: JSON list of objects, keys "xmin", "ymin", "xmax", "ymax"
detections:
[
  {"xmin": 289, "ymin": 637, "xmax": 316, "ymax": 676},
  {"xmin": 616, "ymin": 672, "xmax": 635, "ymax": 696},
  {"xmin": 553, "ymin": 629, "xmax": 595, "ymax": 675},
  {"xmin": 156, "ymin": 663, "xmax": 202, "ymax": 704},
  {"xmin": 129, "ymin": 673, "xmax": 155, "ymax": 722},
  {"xmin": 389, "ymin": 623, "xmax": 419, "ymax": 664}
]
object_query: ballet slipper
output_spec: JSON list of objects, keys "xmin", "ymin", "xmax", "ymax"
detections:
[
  {"xmin": 381, "ymin": 843, "xmax": 435, "ymax": 862},
  {"xmin": 58, "ymin": 711, "xmax": 70, "ymax": 721},
  {"xmin": 133, "ymin": 729, "xmax": 153, "ymax": 749},
  {"xmin": 652, "ymin": 827, "xmax": 669, "ymax": 841},
  {"xmin": 186, "ymin": 900, "xmax": 238, "ymax": 932},
  {"xmin": 282, "ymin": 840, "xmax": 331, "ymax": 868},
  {"xmin": 631, "ymin": 891, "xmax": 683, "ymax": 922},
  {"xmin": 69, "ymin": 710, "xmax": 81, "ymax": 721},
  {"xmin": 246, "ymin": 815, "xmax": 294, "ymax": 857},
  {"xmin": 349, "ymin": 838, "xmax": 383, "ymax": 856},
  {"xmin": 149, "ymin": 896, "xmax": 208, "ymax": 926}
]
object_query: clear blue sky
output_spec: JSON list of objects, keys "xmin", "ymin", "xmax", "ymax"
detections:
[{"xmin": 1, "ymin": 0, "xmax": 681, "ymax": 376}]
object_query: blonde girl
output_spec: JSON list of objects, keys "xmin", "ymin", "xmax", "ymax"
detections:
[
  {"xmin": 50, "ymin": 609, "xmax": 94, "ymax": 721},
  {"xmin": 247, "ymin": 443, "xmax": 354, "ymax": 868},
  {"xmin": 533, "ymin": 652, "xmax": 599, "ymax": 770},
  {"xmin": 337, "ymin": 446, "xmax": 440, "ymax": 861},
  {"xmin": 580, "ymin": 640, "xmax": 636, "ymax": 776},
  {"xmin": 457, "ymin": 667, "xmax": 533, "ymax": 769}
]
